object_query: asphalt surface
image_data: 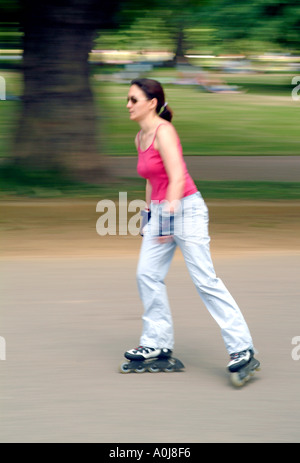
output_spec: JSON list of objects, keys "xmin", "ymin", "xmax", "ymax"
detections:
[
  {"xmin": 1, "ymin": 187, "xmax": 300, "ymax": 443},
  {"xmin": 106, "ymin": 155, "xmax": 300, "ymax": 181},
  {"xmin": 1, "ymin": 250, "xmax": 300, "ymax": 443}
]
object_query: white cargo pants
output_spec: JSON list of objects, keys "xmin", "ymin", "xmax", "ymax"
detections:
[{"xmin": 137, "ymin": 192, "xmax": 254, "ymax": 355}]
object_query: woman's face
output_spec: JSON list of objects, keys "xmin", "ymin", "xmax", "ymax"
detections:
[{"xmin": 127, "ymin": 85, "xmax": 153, "ymax": 121}]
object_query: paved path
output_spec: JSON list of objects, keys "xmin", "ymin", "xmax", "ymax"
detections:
[
  {"xmin": 106, "ymin": 156, "xmax": 300, "ymax": 181},
  {"xmin": 1, "ymin": 253, "xmax": 300, "ymax": 443},
  {"xmin": 1, "ymin": 200, "xmax": 299, "ymax": 443}
]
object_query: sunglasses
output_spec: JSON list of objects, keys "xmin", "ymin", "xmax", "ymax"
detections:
[{"xmin": 127, "ymin": 96, "xmax": 149, "ymax": 104}]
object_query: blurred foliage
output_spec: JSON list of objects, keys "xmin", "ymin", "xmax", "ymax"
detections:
[
  {"xmin": 0, "ymin": 0, "xmax": 299, "ymax": 55},
  {"xmin": 94, "ymin": 0, "xmax": 300, "ymax": 55},
  {"xmin": 0, "ymin": 0, "xmax": 21, "ymax": 49},
  {"xmin": 0, "ymin": 0, "xmax": 20, "ymax": 18},
  {"xmin": 94, "ymin": 15, "xmax": 174, "ymax": 52},
  {"xmin": 200, "ymin": 0, "xmax": 300, "ymax": 53}
]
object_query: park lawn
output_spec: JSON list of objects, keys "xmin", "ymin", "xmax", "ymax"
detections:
[
  {"xmin": 0, "ymin": 167, "xmax": 300, "ymax": 200},
  {"xmin": 0, "ymin": 71, "xmax": 23, "ymax": 159},
  {"xmin": 93, "ymin": 80, "xmax": 299, "ymax": 156},
  {"xmin": 0, "ymin": 100, "xmax": 20, "ymax": 159},
  {"xmin": 0, "ymin": 70, "xmax": 299, "ymax": 199},
  {"xmin": 0, "ymin": 70, "xmax": 299, "ymax": 159}
]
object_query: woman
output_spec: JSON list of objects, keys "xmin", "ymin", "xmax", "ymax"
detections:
[{"xmin": 124, "ymin": 78, "xmax": 257, "ymax": 375}]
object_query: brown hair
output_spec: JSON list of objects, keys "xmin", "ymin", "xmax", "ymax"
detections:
[{"xmin": 131, "ymin": 78, "xmax": 173, "ymax": 122}]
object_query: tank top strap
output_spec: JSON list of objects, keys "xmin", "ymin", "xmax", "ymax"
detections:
[
  {"xmin": 152, "ymin": 123, "xmax": 168, "ymax": 142},
  {"xmin": 148, "ymin": 123, "xmax": 168, "ymax": 150},
  {"xmin": 137, "ymin": 123, "xmax": 168, "ymax": 151}
]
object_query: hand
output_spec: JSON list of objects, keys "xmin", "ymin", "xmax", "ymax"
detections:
[
  {"xmin": 159, "ymin": 212, "xmax": 175, "ymax": 237},
  {"xmin": 157, "ymin": 235, "xmax": 174, "ymax": 245},
  {"xmin": 140, "ymin": 209, "xmax": 151, "ymax": 237}
]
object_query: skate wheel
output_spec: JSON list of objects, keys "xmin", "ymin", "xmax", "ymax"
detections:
[
  {"xmin": 119, "ymin": 361, "xmax": 131, "ymax": 374},
  {"xmin": 230, "ymin": 372, "xmax": 245, "ymax": 387},
  {"xmin": 148, "ymin": 365, "xmax": 160, "ymax": 373},
  {"xmin": 134, "ymin": 365, "xmax": 146, "ymax": 374},
  {"xmin": 163, "ymin": 358, "xmax": 181, "ymax": 372}
]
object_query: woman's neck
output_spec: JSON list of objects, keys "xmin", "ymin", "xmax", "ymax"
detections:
[{"xmin": 139, "ymin": 114, "xmax": 161, "ymax": 134}]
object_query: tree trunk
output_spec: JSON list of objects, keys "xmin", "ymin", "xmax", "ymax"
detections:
[
  {"xmin": 173, "ymin": 21, "xmax": 189, "ymax": 65},
  {"xmin": 13, "ymin": 1, "xmax": 110, "ymax": 183}
]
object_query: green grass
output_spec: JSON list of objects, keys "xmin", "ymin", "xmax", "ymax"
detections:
[
  {"xmin": 0, "ymin": 166, "xmax": 299, "ymax": 200},
  {"xmin": 0, "ymin": 100, "xmax": 20, "ymax": 158},
  {"xmin": 0, "ymin": 69, "xmax": 299, "ymax": 199},
  {"xmin": 0, "ymin": 71, "xmax": 22, "ymax": 158},
  {"xmin": 93, "ymin": 79, "xmax": 300, "ymax": 156},
  {"xmin": 195, "ymin": 180, "xmax": 300, "ymax": 200},
  {"xmin": 0, "ymin": 70, "xmax": 299, "ymax": 159}
]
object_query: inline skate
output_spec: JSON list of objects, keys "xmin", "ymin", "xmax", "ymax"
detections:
[
  {"xmin": 119, "ymin": 346, "xmax": 185, "ymax": 374},
  {"xmin": 228, "ymin": 349, "xmax": 260, "ymax": 387}
]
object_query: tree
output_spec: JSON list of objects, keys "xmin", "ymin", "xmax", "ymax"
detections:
[
  {"xmin": 200, "ymin": 0, "xmax": 300, "ymax": 53},
  {"xmin": 5, "ymin": 0, "xmax": 189, "ymax": 183},
  {"xmin": 10, "ymin": 0, "xmax": 125, "ymax": 183},
  {"xmin": 3, "ymin": 0, "xmax": 207, "ymax": 184},
  {"xmin": 95, "ymin": 1, "xmax": 210, "ymax": 63}
]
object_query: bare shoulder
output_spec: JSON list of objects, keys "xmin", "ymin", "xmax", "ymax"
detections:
[
  {"xmin": 157, "ymin": 121, "xmax": 177, "ymax": 136},
  {"xmin": 155, "ymin": 122, "xmax": 178, "ymax": 145}
]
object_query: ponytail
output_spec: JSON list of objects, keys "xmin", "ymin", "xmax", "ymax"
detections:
[{"xmin": 158, "ymin": 103, "xmax": 173, "ymax": 122}]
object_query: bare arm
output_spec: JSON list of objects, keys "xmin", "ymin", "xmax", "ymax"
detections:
[
  {"xmin": 135, "ymin": 133, "xmax": 152, "ymax": 210},
  {"xmin": 145, "ymin": 179, "xmax": 152, "ymax": 209},
  {"xmin": 156, "ymin": 124, "xmax": 185, "ymax": 213}
]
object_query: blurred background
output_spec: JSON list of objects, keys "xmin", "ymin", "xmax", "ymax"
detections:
[
  {"xmin": 1, "ymin": 1, "xmax": 300, "ymax": 444},
  {"xmin": 0, "ymin": 0, "xmax": 299, "ymax": 199}
]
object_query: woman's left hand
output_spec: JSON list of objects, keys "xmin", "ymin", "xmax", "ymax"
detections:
[{"xmin": 157, "ymin": 235, "xmax": 174, "ymax": 244}]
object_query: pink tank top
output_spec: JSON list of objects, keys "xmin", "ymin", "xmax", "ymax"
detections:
[{"xmin": 136, "ymin": 124, "xmax": 198, "ymax": 202}]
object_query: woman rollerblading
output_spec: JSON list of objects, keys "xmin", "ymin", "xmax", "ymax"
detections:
[{"xmin": 121, "ymin": 78, "xmax": 260, "ymax": 385}]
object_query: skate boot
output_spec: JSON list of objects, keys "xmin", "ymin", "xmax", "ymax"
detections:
[
  {"xmin": 124, "ymin": 346, "xmax": 169, "ymax": 361},
  {"xmin": 228, "ymin": 349, "xmax": 260, "ymax": 387},
  {"xmin": 119, "ymin": 346, "xmax": 184, "ymax": 374}
]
